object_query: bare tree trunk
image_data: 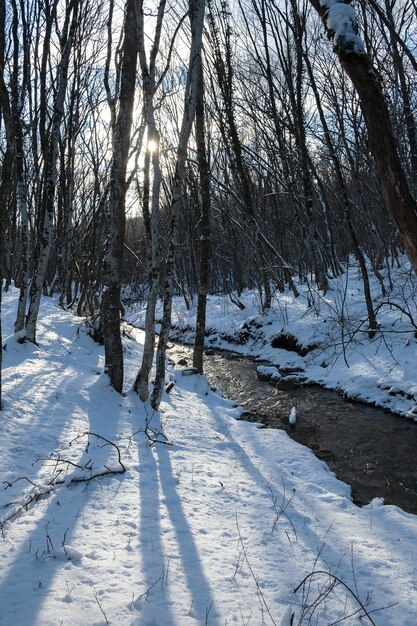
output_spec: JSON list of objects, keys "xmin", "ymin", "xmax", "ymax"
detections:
[
  {"xmin": 303, "ymin": 45, "xmax": 377, "ymax": 332},
  {"xmin": 100, "ymin": 0, "xmax": 138, "ymax": 393},
  {"xmin": 309, "ymin": 0, "xmax": 417, "ymax": 272},
  {"xmin": 151, "ymin": 0, "xmax": 206, "ymax": 410},
  {"xmin": 290, "ymin": 0, "xmax": 329, "ymax": 292},
  {"xmin": 59, "ymin": 57, "xmax": 81, "ymax": 308},
  {"xmin": 12, "ymin": 0, "xmax": 30, "ymax": 332},
  {"xmin": 134, "ymin": 0, "xmax": 166, "ymax": 401},
  {"xmin": 384, "ymin": 0, "xmax": 417, "ymax": 194},
  {"xmin": 0, "ymin": 0, "xmax": 16, "ymax": 406},
  {"xmin": 192, "ymin": 64, "xmax": 211, "ymax": 374},
  {"xmin": 26, "ymin": 0, "xmax": 80, "ymax": 343}
]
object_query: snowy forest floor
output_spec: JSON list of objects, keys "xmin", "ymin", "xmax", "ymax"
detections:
[{"xmin": 1, "ymin": 259, "xmax": 417, "ymax": 625}]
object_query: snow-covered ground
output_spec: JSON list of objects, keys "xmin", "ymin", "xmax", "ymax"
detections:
[
  {"xmin": 1, "ymin": 276, "xmax": 417, "ymax": 625},
  {"xmin": 127, "ymin": 257, "xmax": 417, "ymax": 419}
]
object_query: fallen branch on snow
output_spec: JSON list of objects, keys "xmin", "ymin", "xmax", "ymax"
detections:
[{"xmin": 0, "ymin": 432, "xmax": 125, "ymax": 535}]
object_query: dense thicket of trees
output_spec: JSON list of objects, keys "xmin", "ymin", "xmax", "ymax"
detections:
[{"xmin": 0, "ymin": 0, "xmax": 416, "ymax": 406}]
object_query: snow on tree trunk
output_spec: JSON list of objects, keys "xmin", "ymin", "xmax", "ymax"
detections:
[{"xmin": 309, "ymin": 0, "xmax": 417, "ymax": 274}]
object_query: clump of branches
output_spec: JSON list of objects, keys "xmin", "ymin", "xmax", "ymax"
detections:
[
  {"xmin": 0, "ymin": 432, "xmax": 125, "ymax": 535},
  {"xmin": 293, "ymin": 545, "xmax": 397, "ymax": 625}
]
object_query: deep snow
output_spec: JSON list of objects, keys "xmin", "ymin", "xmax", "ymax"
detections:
[{"xmin": 1, "ymin": 267, "xmax": 417, "ymax": 625}]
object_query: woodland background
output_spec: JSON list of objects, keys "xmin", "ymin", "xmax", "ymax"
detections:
[{"xmin": 0, "ymin": 0, "xmax": 416, "ymax": 406}]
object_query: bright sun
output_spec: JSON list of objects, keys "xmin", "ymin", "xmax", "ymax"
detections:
[{"xmin": 147, "ymin": 139, "xmax": 158, "ymax": 153}]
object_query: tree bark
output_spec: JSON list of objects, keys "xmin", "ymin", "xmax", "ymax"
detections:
[
  {"xmin": 151, "ymin": 0, "xmax": 206, "ymax": 410},
  {"xmin": 0, "ymin": 1, "xmax": 16, "ymax": 406},
  {"xmin": 192, "ymin": 63, "xmax": 211, "ymax": 374},
  {"xmin": 11, "ymin": 0, "xmax": 30, "ymax": 332},
  {"xmin": 100, "ymin": 0, "xmax": 138, "ymax": 393},
  {"xmin": 134, "ymin": 0, "xmax": 166, "ymax": 401},
  {"xmin": 384, "ymin": 0, "xmax": 417, "ymax": 193},
  {"xmin": 26, "ymin": 0, "xmax": 80, "ymax": 343},
  {"xmin": 308, "ymin": 0, "xmax": 417, "ymax": 273}
]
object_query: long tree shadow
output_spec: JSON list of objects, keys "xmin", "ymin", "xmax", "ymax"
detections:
[
  {"xmin": 209, "ymin": 397, "xmax": 417, "ymax": 622},
  {"xmin": 1, "ymin": 324, "xmax": 101, "ymax": 479},
  {"xmin": 156, "ymin": 443, "xmax": 221, "ymax": 625},
  {"xmin": 130, "ymin": 430, "xmax": 176, "ymax": 626},
  {"xmin": 0, "ymin": 377, "xmax": 126, "ymax": 626}
]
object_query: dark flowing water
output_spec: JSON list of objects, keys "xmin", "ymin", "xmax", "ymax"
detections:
[{"xmin": 169, "ymin": 344, "xmax": 417, "ymax": 514}]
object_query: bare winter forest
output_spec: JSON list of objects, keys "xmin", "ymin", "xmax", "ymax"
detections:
[
  {"xmin": 2, "ymin": 4, "xmax": 417, "ymax": 624},
  {"xmin": 1, "ymin": 0, "xmax": 417, "ymax": 406}
]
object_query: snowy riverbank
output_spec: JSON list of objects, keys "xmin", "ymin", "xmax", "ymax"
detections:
[{"xmin": 127, "ymin": 258, "xmax": 417, "ymax": 419}]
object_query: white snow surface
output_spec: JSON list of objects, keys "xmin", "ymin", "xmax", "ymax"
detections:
[
  {"xmin": 256, "ymin": 365, "xmax": 281, "ymax": 381},
  {"xmin": 1, "ymin": 279, "xmax": 417, "ymax": 625}
]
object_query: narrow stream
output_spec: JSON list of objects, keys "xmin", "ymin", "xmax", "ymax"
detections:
[{"xmin": 168, "ymin": 343, "xmax": 417, "ymax": 515}]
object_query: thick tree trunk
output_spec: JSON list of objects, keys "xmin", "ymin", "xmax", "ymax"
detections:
[
  {"xmin": 101, "ymin": 0, "xmax": 138, "ymax": 393},
  {"xmin": 309, "ymin": 0, "xmax": 417, "ymax": 273}
]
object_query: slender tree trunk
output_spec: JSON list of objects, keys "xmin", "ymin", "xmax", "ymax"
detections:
[
  {"xmin": 134, "ymin": 132, "xmax": 162, "ymax": 400},
  {"xmin": 12, "ymin": 0, "xmax": 29, "ymax": 331},
  {"xmin": 0, "ymin": 16, "xmax": 16, "ymax": 406},
  {"xmin": 384, "ymin": 0, "xmax": 417, "ymax": 193},
  {"xmin": 193, "ymin": 64, "xmax": 211, "ymax": 374},
  {"xmin": 26, "ymin": 0, "xmax": 80, "ymax": 343},
  {"xmin": 303, "ymin": 46, "xmax": 377, "ymax": 331},
  {"xmin": 309, "ymin": 0, "xmax": 417, "ymax": 272},
  {"xmin": 59, "ymin": 63, "xmax": 80, "ymax": 308},
  {"xmin": 100, "ymin": 0, "xmax": 138, "ymax": 393},
  {"xmin": 151, "ymin": 0, "xmax": 206, "ymax": 410},
  {"xmin": 134, "ymin": 0, "xmax": 166, "ymax": 401}
]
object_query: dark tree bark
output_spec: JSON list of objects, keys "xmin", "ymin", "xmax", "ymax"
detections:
[
  {"xmin": 303, "ymin": 46, "xmax": 377, "ymax": 332},
  {"xmin": 290, "ymin": 0, "xmax": 329, "ymax": 292},
  {"xmin": 0, "ymin": 0, "xmax": 16, "ymax": 407},
  {"xmin": 100, "ymin": 0, "xmax": 138, "ymax": 393},
  {"xmin": 383, "ymin": 0, "xmax": 417, "ymax": 193},
  {"xmin": 192, "ymin": 63, "xmax": 211, "ymax": 374},
  {"xmin": 11, "ymin": 0, "xmax": 30, "ymax": 332},
  {"xmin": 308, "ymin": 0, "xmax": 417, "ymax": 273}
]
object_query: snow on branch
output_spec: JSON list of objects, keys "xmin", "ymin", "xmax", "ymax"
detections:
[{"xmin": 319, "ymin": 0, "xmax": 365, "ymax": 55}]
